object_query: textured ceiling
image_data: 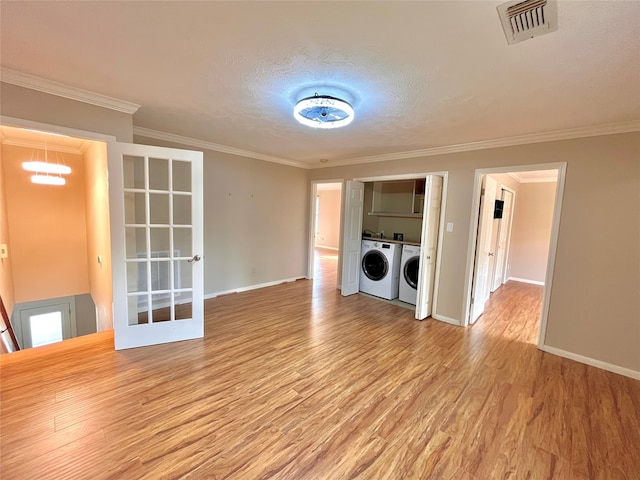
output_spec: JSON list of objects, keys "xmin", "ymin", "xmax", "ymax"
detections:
[{"xmin": 1, "ymin": 1, "xmax": 639, "ymax": 168}]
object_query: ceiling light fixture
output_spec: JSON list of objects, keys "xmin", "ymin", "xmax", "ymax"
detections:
[
  {"xmin": 30, "ymin": 174, "xmax": 66, "ymax": 186},
  {"xmin": 22, "ymin": 161, "xmax": 71, "ymax": 175},
  {"xmin": 22, "ymin": 143, "xmax": 70, "ymax": 186},
  {"xmin": 293, "ymin": 94, "xmax": 354, "ymax": 129}
]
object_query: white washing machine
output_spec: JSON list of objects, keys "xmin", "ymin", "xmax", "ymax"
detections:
[
  {"xmin": 359, "ymin": 239, "xmax": 402, "ymax": 300},
  {"xmin": 399, "ymin": 244, "xmax": 421, "ymax": 305}
]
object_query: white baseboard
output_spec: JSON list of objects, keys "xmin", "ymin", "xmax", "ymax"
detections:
[
  {"xmin": 315, "ymin": 245, "xmax": 339, "ymax": 251},
  {"xmin": 204, "ymin": 276, "xmax": 306, "ymax": 300},
  {"xmin": 507, "ymin": 277, "xmax": 545, "ymax": 286},
  {"xmin": 432, "ymin": 314, "xmax": 462, "ymax": 326},
  {"xmin": 539, "ymin": 344, "xmax": 640, "ymax": 380}
]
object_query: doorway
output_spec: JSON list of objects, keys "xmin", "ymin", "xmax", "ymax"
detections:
[
  {"xmin": 464, "ymin": 164, "xmax": 566, "ymax": 348},
  {"xmin": 308, "ymin": 181, "xmax": 342, "ymax": 289},
  {"xmin": 1, "ymin": 124, "xmax": 113, "ymax": 350},
  {"xmin": 339, "ymin": 172, "xmax": 448, "ymax": 321}
]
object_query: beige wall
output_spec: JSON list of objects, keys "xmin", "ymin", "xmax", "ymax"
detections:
[
  {"xmin": 509, "ymin": 182, "xmax": 556, "ymax": 283},
  {"xmin": 0, "ymin": 83, "xmax": 133, "ymax": 142},
  {"xmin": 316, "ymin": 189, "xmax": 341, "ymax": 249},
  {"xmin": 2, "ymin": 144, "xmax": 90, "ymax": 302},
  {"xmin": 134, "ymin": 136, "xmax": 309, "ymax": 294},
  {"xmin": 83, "ymin": 142, "xmax": 113, "ymax": 331},
  {"xmin": 310, "ymin": 133, "xmax": 640, "ymax": 373}
]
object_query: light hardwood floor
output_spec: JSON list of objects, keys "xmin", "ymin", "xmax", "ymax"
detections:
[{"xmin": 1, "ymin": 249, "xmax": 639, "ymax": 479}]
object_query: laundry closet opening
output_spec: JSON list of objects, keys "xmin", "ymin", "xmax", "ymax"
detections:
[{"xmin": 340, "ymin": 173, "xmax": 447, "ymax": 321}]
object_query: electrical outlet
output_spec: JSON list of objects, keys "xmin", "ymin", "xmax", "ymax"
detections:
[{"xmin": 0, "ymin": 244, "xmax": 7, "ymax": 259}]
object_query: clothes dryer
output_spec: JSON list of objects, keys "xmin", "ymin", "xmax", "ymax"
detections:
[
  {"xmin": 399, "ymin": 244, "xmax": 421, "ymax": 305},
  {"xmin": 359, "ymin": 239, "xmax": 402, "ymax": 300}
]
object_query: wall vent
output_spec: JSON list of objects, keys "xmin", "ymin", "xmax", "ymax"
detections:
[{"xmin": 497, "ymin": 0, "xmax": 557, "ymax": 45}]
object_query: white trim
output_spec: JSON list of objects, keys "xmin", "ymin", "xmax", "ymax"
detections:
[
  {"xmin": 431, "ymin": 314, "xmax": 461, "ymax": 326},
  {"xmin": 1, "ymin": 68, "xmax": 140, "ymax": 114},
  {"xmin": 133, "ymin": 126, "xmax": 306, "ymax": 169},
  {"xmin": 204, "ymin": 277, "xmax": 306, "ymax": 299},
  {"xmin": 0, "ymin": 116, "xmax": 117, "ymax": 144},
  {"xmin": 507, "ymin": 277, "xmax": 545, "ymax": 286},
  {"xmin": 0, "ymin": 137, "xmax": 91, "ymax": 154},
  {"xmin": 310, "ymin": 121, "xmax": 640, "ymax": 169},
  {"xmin": 315, "ymin": 245, "xmax": 339, "ymax": 251},
  {"xmin": 539, "ymin": 345, "xmax": 640, "ymax": 380}
]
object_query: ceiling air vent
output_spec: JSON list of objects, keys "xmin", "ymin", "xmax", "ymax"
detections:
[{"xmin": 497, "ymin": 0, "xmax": 557, "ymax": 45}]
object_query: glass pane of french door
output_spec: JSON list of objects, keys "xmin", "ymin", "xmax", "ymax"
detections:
[
  {"xmin": 123, "ymin": 154, "xmax": 194, "ymax": 325},
  {"xmin": 110, "ymin": 142, "xmax": 203, "ymax": 350}
]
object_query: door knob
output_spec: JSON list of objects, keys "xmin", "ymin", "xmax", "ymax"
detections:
[
  {"xmin": 188, "ymin": 255, "xmax": 201, "ymax": 263},
  {"xmin": 488, "ymin": 252, "xmax": 494, "ymax": 256}
]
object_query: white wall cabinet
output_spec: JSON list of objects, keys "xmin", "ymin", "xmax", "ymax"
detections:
[{"xmin": 370, "ymin": 179, "xmax": 426, "ymax": 217}]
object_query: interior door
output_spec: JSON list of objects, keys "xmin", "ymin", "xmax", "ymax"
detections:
[
  {"xmin": 341, "ymin": 180, "xmax": 364, "ymax": 296},
  {"xmin": 470, "ymin": 175, "xmax": 497, "ymax": 324},
  {"xmin": 492, "ymin": 189, "xmax": 514, "ymax": 291},
  {"xmin": 109, "ymin": 142, "xmax": 204, "ymax": 350},
  {"xmin": 415, "ymin": 175, "xmax": 443, "ymax": 320}
]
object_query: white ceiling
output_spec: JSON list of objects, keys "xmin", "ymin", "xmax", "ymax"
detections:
[{"xmin": 1, "ymin": 1, "xmax": 638, "ymax": 169}]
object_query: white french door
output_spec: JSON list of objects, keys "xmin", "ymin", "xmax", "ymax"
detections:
[{"xmin": 109, "ymin": 143, "xmax": 204, "ymax": 350}]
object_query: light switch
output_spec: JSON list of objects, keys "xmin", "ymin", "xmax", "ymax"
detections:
[
  {"xmin": 446, "ymin": 222, "xmax": 454, "ymax": 232},
  {"xmin": 0, "ymin": 244, "xmax": 7, "ymax": 259}
]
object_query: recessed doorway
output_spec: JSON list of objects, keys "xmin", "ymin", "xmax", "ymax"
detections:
[{"xmin": 464, "ymin": 163, "xmax": 566, "ymax": 348}]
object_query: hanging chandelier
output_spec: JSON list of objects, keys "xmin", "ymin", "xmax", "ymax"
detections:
[
  {"xmin": 293, "ymin": 94, "xmax": 355, "ymax": 129},
  {"xmin": 22, "ymin": 143, "xmax": 71, "ymax": 186}
]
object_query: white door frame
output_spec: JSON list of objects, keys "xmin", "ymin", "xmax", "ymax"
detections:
[
  {"xmin": 307, "ymin": 179, "xmax": 344, "ymax": 282},
  {"xmin": 462, "ymin": 162, "xmax": 567, "ymax": 349},
  {"xmin": 1, "ymin": 115, "xmax": 117, "ymax": 144},
  {"xmin": 344, "ymin": 171, "xmax": 448, "ymax": 319},
  {"xmin": 12, "ymin": 296, "xmax": 77, "ymax": 349}
]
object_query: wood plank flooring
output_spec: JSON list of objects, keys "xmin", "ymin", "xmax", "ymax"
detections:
[{"xmin": 1, "ymin": 249, "xmax": 639, "ymax": 479}]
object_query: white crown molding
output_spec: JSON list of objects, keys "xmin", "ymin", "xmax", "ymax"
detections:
[
  {"xmin": 133, "ymin": 126, "xmax": 308, "ymax": 169},
  {"xmin": 310, "ymin": 120, "xmax": 640, "ymax": 169},
  {"xmin": 0, "ymin": 138, "xmax": 89, "ymax": 155},
  {"xmin": 1, "ymin": 68, "xmax": 140, "ymax": 115}
]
